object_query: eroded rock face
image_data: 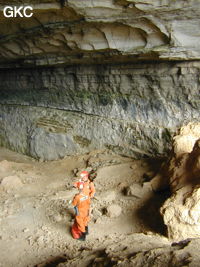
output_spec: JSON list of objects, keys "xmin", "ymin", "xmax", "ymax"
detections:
[
  {"xmin": 173, "ymin": 123, "xmax": 200, "ymax": 157},
  {"xmin": 160, "ymin": 123, "xmax": 200, "ymax": 241},
  {"xmin": 0, "ymin": 0, "xmax": 200, "ymax": 67},
  {"xmin": 168, "ymin": 124, "xmax": 200, "ymax": 193},
  {"xmin": 0, "ymin": 2, "xmax": 200, "ymax": 159},
  {"xmin": 0, "ymin": 62, "xmax": 200, "ymax": 160},
  {"xmin": 38, "ymin": 235, "xmax": 200, "ymax": 267},
  {"xmin": 161, "ymin": 186, "xmax": 200, "ymax": 241}
]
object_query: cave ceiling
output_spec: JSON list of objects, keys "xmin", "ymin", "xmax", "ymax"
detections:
[{"xmin": 0, "ymin": 0, "xmax": 200, "ymax": 68}]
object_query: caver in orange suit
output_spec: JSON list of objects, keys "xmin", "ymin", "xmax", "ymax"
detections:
[{"xmin": 72, "ymin": 190, "xmax": 90, "ymax": 233}]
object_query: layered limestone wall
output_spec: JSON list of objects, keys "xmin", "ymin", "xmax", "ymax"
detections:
[
  {"xmin": 0, "ymin": 1, "xmax": 200, "ymax": 160},
  {"xmin": 0, "ymin": 62, "xmax": 200, "ymax": 160}
]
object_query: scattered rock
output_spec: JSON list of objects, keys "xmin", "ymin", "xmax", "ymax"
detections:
[
  {"xmin": 125, "ymin": 183, "xmax": 152, "ymax": 199},
  {"xmin": 106, "ymin": 204, "xmax": 122, "ymax": 218},
  {"xmin": 0, "ymin": 175, "xmax": 23, "ymax": 191},
  {"xmin": 36, "ymin": 236, "xmax": 44, "ymax": 246},
  {"xmin": 53, "ymin": 214, "xmax": 62, "ymax": 222},
  {"xmin": 97, "ymin": 190, "xmax": 116, "ymax": 203},
  {"xmin": 92, "ymin": 209, "xmax": 102, "ymax": 219},
  {"xmin": 125, "ymin": 183, "xmax": 143, "ymax": 198},
  {"xmin": 113, "ymin": 238, "xmax": 200, "ymax": 267}
]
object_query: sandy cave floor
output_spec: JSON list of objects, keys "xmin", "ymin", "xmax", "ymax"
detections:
[{"xmin": 0, "ymin": 147, "xmax": 170, "ymax": 267}]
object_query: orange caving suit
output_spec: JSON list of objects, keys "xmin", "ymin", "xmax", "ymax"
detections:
[
  {"xmin": 74, "ymin": 180, "xmax": 95, "ymax": 199},
  {"xmin": 72, "ymin": 192, "xmax": 90, "ymax": 233},
  {"xmin": 83, "ymin": 180, "xmax": 95, "ymax": 199}
]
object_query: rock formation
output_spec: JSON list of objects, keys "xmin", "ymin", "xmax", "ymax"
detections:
[
  {"xmin": 0, "ymin": 0, "xmax": 200, "ymax": 67},
  {"xmin": 1, "ymin": 62, "xmax": 200, "ymax": 160},
  {"xmin": 160, "ymin": 123, "xmax": 200, "ymax": 241},
  {"xmin": 37, "ymin": 235, "xmax": 200, "ymax": 267},
  {"xmin": 0, "ymin": 1, "xmax": 200, "ymax": 160}
]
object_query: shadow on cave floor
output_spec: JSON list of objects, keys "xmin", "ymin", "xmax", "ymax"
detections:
[
  {"xmin": 145, "ymin": 156, "xmax": 167, "ymax": 173},
  {"xmin": 135, "ymin": 189, "xmax": 171, "ymax": 236},
  {"xmin": 34, "ymin": 255, "xmax": 68, "ymax": 267}
]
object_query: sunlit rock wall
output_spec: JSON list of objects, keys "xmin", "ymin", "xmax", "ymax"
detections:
[
  {"xmin": 0, "ymin": 62, "xmax": 199, "ymax": 160},
  {"xmin": 160, "ymin": 124, "xmax": 200, "ymax": 241}
]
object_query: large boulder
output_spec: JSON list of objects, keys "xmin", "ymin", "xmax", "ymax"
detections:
[
  {"xmin": 0, "ymin": 175, "xmax": 23, "ymax": 191},
  {"xmin": 125, "ymin": 182, "xmax": 153, "ymax": 200},
  {"xmin": 161, "ymin": 186, "xmax": 200, "ymax": 241},
  {"xmin": 160, "ymin": 123, "xmax": 200, "ymax": 240},
  {"xmin": 150, "ymin": 123, "xmax": 200, "ymax": 193},
  {"xmin": 106, "ymin": 204, "xmax": 122, "ymax": 218},
  {"xmin": 173, "ymin": 123, "xmax": 200, "ymax": 156}
]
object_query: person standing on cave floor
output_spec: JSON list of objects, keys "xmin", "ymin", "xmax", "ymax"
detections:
[
  {"xmin": 71, "ymin": 182, "xmax": 90, "ymax": 241},
  {"xmin": 71, "ymin": 170, "xmax": 96, "ymax": 240}
]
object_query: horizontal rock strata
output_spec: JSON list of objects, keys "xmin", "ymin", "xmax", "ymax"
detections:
[
  {"xmin": 0, "ymin": 0, "xmax": 200, "ymax": 67},
  {"xmin": 0, "ymin": 62, "xmax": 200, "ymax": 160}
]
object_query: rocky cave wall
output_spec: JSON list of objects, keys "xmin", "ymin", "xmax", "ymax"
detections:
[
  {"xmin": 0, "ymin": 0, "xmax": 200, "ymax": 160},
  {"xmin": 0, "ymin": 62, "xmax": 200, "ymax": 160},
  {"xmin": 1, "ymin": 0, "xmax": 200, "ymax": 67}
]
